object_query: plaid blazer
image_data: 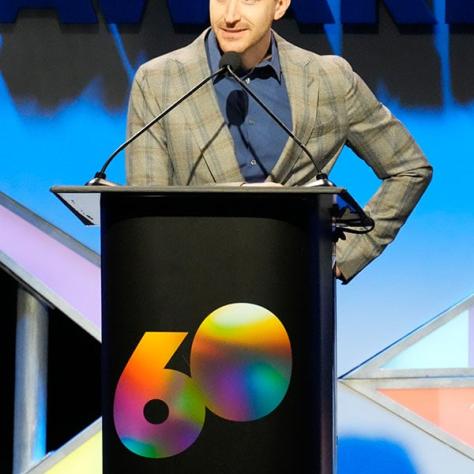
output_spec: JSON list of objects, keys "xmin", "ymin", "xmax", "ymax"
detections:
[{"xmin": 126, "ymin": 30, "xmax": 432, "ymax": 281}]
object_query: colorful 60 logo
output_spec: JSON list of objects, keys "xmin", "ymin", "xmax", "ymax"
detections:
[{"xmin": 113, "ymin": 303, "xmax": 292, "ymax": 459}]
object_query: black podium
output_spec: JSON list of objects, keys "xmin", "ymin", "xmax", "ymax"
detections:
[{"xmin": 52, "ymin": 185, "xmax": 370, "ymax": 474}]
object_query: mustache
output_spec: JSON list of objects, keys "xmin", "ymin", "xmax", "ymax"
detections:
[{"xmin": 216, "ymin": 20, "xmax": 251, "ymax": 29}]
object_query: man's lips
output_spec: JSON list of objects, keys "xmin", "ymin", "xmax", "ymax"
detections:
[{"xmin": 219, "ymin": 27, "xmax": 248, "ymax": 38}]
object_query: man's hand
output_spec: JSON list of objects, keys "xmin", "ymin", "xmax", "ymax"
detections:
[
  {"xmin": 334, "ymin": 265, "xmax": 346, "ymax": 282},
  {"xmin": 241, "ymin": 182, "xmax": 284, "ymax": 187}
]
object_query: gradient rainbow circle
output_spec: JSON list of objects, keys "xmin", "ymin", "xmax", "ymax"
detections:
[{"xmin": 191, "ymin": 303, "xmax": 293, "ymax": 421}]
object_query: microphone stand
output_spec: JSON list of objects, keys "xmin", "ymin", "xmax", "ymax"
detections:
[{"xmin": 224, "ymin": 66, "xmax": 334, "ymax": 187}]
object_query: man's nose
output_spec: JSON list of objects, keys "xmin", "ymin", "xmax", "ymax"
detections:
[{"xmin": 224, "ymin": 0, "xmax": 241, "ymax": 23}]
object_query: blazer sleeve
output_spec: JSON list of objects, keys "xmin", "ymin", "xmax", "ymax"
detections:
[
  {"xmin": 333, "ymin": 57, "xmax": 433, "ymax": 282},
  {"xmin": 126, "ymin": 66, "xmax": 174, "ymax": 186}
]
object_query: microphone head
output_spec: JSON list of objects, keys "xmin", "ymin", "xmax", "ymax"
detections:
[{"xmin": 219, "ymin": 52, "xmax": 242, "ymax": 73}]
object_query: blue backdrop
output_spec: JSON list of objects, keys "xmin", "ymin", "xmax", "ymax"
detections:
[{"xmin": 1, "ymin": 1, "xmax": 473, "ymax": 472}]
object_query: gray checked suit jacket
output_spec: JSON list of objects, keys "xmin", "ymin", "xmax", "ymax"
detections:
[{"xmin": 126, "ymin": 29, "xmax": 432, "ymax": 282}]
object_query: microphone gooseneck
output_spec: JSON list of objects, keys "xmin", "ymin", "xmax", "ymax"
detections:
[
  {"xmin": 221, "ymin": 51, "xmax": 334, "ymax": 187},
  {"xmin": 220, "ymin": 55, "xmax": 376, "ymax": 230},
  {"xmin": 86, "ymin": 65, "xmax": 228, "ymax": 186}
]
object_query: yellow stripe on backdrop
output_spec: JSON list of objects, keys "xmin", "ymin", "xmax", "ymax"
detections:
[{"xmin": 46, "ymin": 431, "xmax": 101, "ymax": 474}]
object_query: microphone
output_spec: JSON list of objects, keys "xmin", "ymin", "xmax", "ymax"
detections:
[
  {"xmin": 219, "ymin": 52, "xmax": 334, "ymax": 187},
  {"xmin": 86, "ymin": 64, "xmax": 228, "ymax": 186},
  {"xmin": 218, "ymin": 51, "xmax": 243, "ymax": 74}
]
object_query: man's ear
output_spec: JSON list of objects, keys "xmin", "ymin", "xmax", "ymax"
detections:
[{"xmin": 274, "ymin": 0, "xmax": 291, "ymax": 21}]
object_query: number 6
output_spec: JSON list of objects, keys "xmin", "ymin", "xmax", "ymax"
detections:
[{"xmin": 113, "ymin": 332, "xmax": 206, "ymax": 459}]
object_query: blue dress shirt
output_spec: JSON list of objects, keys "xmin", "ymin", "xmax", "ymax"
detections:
[{"xmin": 206, "ymin": 30, "xmax": 293, "ymax": 182}]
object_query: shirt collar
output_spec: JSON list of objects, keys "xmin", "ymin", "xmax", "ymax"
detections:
[{"xmin": 206, "ymin": 29, "xmax": 282, "ymax": 82}]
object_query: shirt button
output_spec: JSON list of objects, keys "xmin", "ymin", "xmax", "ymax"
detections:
[{"xmin": 250, "ymin": 159, "xmax": 257, "ymax": 166}]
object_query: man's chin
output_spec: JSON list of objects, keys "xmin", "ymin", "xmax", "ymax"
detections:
[
  {"xmin": 220, "ymin": 44, "xmax": 246, "ymax": 55},
  {"xmin": 216, "ymin": 34, "xmax": 248, "ymax": 53}
]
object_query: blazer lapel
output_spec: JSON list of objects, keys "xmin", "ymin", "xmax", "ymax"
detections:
[
  {"xmin": 268, "ymin": 34, "xmax": 321, "ymax": 184},
  {"xmin": 175, "ymin": 32, "xmax": 243, "ymax": 183}
]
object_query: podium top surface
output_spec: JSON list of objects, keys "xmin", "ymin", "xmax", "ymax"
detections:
[
  {"xmin": 52, "ymin": 184, "xmax": 346, "ymax": 195},
  {"xmin": 51, "ymin": 185, "xmax": 371, "ymax": 229}
]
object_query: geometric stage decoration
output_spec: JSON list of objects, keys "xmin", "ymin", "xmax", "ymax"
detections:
[
  {"xmin": 27, "ymin": 420, "xmax": 101, "ymax": 473},
  {"xmin": 340, "ymin": 294, "xmax": 474, "ymax": 459},
  {"xmin": 379, "ymin": 387, "xmax": 474, "ymax": 447},
  {"xmin": 0, "ymin": 192, "xmax": 101, "ymax": 340},
  {"xmin": 0, "ymin": 192, "xmax": 102, "ymax": 473}
]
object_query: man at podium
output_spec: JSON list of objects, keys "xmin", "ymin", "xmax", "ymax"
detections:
[{"xmin": 125, "ymin": 0, "xmax": 432, "ymax": 283}]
